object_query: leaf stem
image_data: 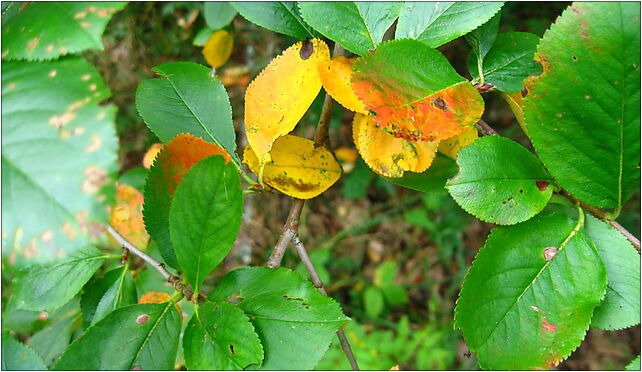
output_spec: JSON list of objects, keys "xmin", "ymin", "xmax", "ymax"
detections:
[
  {"xmin": 292, "ymin": 235, "xmax": 360, "ymax": 370},
  {"xmin": 474, "ymin": 119, "xmax": 499, "ymax": 136},
  {"xmin": 105, "ymin": 225, "xmax": 195, "ymax": 298},
  {"xmin": 477, "ymin": 55, "xmax": 485, "ymax": 86}
]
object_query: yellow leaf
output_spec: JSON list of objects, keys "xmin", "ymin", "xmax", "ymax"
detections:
[
  {"xmin": 318, "ymin": 56, "xmax": 367, "ymax": 113},
  {"xmin": 202, "ymin": 29, "xmax": 234, "ymax": 68},
  {"xmin": 334, "ymin": 147, "xmax": 358, "ymax": 163},
  {"xmin": 353, "ymin": 113, "xmax": 439, "ymax": 178},
  {"xmin": 437, "ymin": 125, "xmax": 478, "ymax": 159},
  {"xmin": 243, "ymin": 135, "xmax": 342, "ymax": 199},
  {"xmin": 109, "ymin": 184, "xmax": 149, "ymax": 249},
  {"xmin": 138, "ymin": 291, "xmax": 182, "ymax": 317},
  {"xmin": 244, "ymin": 39, "xmax": 330, "ymax": 166},
  {"xmin": 143, "ymin": 143, "xmax": 162, "ymax": 169},
  {"xmin": 500, "ymin": 92, "xmax": 528, "ymax": 135}
]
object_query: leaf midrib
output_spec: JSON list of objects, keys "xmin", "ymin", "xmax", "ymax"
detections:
[{"xmin": 129, "ymin": 302, "xmax": 174, "ymax": 370}]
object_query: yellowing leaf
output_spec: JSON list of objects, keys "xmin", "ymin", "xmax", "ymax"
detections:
[
  {"xmin": 110, "ymin": 183, "xmax": 149, "ymax": 249},
  {"xmin": 244, "ymin": 39, "xmax": 330, "ymax": 165},
  {"xmin": 156, "ymin": 133, "xmax": 231, "ymax": 195},
  {"xmin": 202, "ymin": 29, "xmax": 234, "ymax": 68},
  {"xmin": 353, "ymin": 113, "xmax": 439, "ymax": 178},
  {"xmin": 138, "ymin": 291, "xmax": 181, "ymax": 317},
  {"xmin": 318, "ymin": 56, "xmax": 367, "ymax": 113},
  {"xmin": 501, "ymin": 92, "xmax": 528, "ymax": 135},
  {"xmin": 143, "ymin": 143, "xmax": 163, "ymax": 169},
  {"xmin": 243, "ymin": 135, "xmax": 341, "ymax": 199},
  {"xmin": 334, "ymin": 147, "xmax": 358, "ymax": 163},
  {"xmin": 438, "ymin": 126, "xmax": 478, "ymax": 159}
]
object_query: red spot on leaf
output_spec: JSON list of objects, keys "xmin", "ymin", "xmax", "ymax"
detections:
[
  {"xmin": 536, "ymin": 180, "xmax": 549, "ymax": 191},
  {"xmin": 541, "ymin": 319, "xmax": 557, "ymax": 332}
]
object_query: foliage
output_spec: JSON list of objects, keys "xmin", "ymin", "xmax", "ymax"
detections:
[{"xmin": 2, "ymin": 1, "xmax": 639, "ymax": 371}]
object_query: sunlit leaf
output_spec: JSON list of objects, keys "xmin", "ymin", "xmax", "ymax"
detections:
[
  {"xmin": 522, "ymin": 2, "xmax": 641, "ymax": 209},
  {"xmin": 455, "ymin": 213, "xmax": 607, "ymax": 369},
  {"xmin": 184, "ymin": 302, "xmax": 263, "ymax": 370},
  {"xmin": 396, "ymin": 2, "xmax": 504, "ymax": 48},
  {"xmin": 437, "ymin": 126, "xmax": 478, "ymax": 159},
  {"xmin": 353, "ymin": 113, "xmax": 439, "ymax": 178},
  {"xmin": 298, "ymin": 2, "xmax": 402, "ymax": 55},
  {"xmin": 243, "ymin": 135, "xmax": 342, "ymax": 199},
  {"xmin": 626, "ymin": 356, "xmax": 641, "ymax": 371},
  {"xmin": 244, "ymin": 39, "xmax": 329, "ymax": 164},
  {"xmin": 318, "ymin": 56, "xmax": 367, "ymax": 113},
  {"xmin": 169, "ymin": 155, "xmax": 242, "ymax": 294},
  {"xmin": 353, "ymin": 39, "xmax": 484, "ymax": 142},
  {"xmin": 110, "ymin": 184, "xmax": 149, "ymax": 249},
  {"xmin": 202, "ymin": 29, "xmax": 234, "ymax": 68},
  {"xmin": 1, "ymin": 2, "xmax": 127, "ymax": 61},
  {"xmin": 144, "ymin": 133, "xmax": 231, "ymax": 269}
]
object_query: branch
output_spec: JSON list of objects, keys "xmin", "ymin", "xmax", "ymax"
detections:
[
  {"xmin": 106, "ymin": 225, "xmax": 194, "ymax": 299},
  {"xmin": 292, "ymin": 235, "xmax": 360, "ymax": 370},
  {"xmin": 475, "ymin": 119, "xmax": 499, "ymax": 136}
]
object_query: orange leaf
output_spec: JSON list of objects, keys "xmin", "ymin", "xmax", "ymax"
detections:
[
  {"xmin": 143, "ymin": 143, "xmax": 163, "ymax": 169},
  {"xmin": 438, "ymin": 125, "xmax": 478, "ymax": 159},
  {"xmin": 155, "ymin": 133, "xmax": 231, "ymax": 195},
  {"xmin": 110, "ymin": 183, "xmax": 149, "ymax": 249},
  {"xmin": 243, "ymin": 135, "xmax": 342, "ymax": 199},
  {"xmin": 353, "ymin": 113, "xmax": 439, "ymax": 178},
  {"xmin": 202, "ymin": 29, "xmax": 234, "ymax": 68},
  {"xmin": 244, "ymin": 39, "xmax": 330, "ymax": 166},
  {"xmin": 138, "ymin": 291, "xmax": 182, "ymax": 317},
  {"xmin": 318, "ymin": 56, "xmax": 367, "ymax": 113}
]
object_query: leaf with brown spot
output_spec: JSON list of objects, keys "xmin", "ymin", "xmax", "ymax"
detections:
[
  {"xmin": 438, "ymin": 126, "xmax": 478, "ymax": 160},
  {"xmin": 244, "ymin": 39, "xmax": 329, "ymax": 166},
  {"xmin": 318, "ymin": 56, "xmax": 367, "ymax": 113},
  {"xmin": 352, "ymin": 39, "xmax": 484, "ymax": 142},
  {"xmin": 110, "ymin": 184, "xmax": 149, "ymax": 249},
  {"xmin": 202, "ymin": 29, "xmax": 234, "ymax": 68},
  {"xmin": 144, "ymin": 133, "xmax": 231, "ymax": 269},
  {"xmin": 243, "ymin": 135, "xmax": 342, "ymax": 199},
  {"xmin": 353, "ymin": 113, "xmax": 439, "ymax": 178}
]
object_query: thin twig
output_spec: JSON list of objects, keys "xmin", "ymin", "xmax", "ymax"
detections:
[
  {"xmin": 475, "ymin": 119, "xmax": 500, "ymax": 136},
  {"xmin": 106, "ymin": 225, "xmax": 194, "ymax": 299},
  {"xmin": 313, "ymin": 43, "xmax": 345, "ymax": 148},
  {"xmin": 266, "ymin": 199, "xmax": 305, "ymax": 268},
  {"xmin": 292, "ymin": 235, "xmax": 360, "ymax": 370}
]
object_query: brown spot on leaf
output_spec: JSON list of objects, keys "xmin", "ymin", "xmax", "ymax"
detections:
[
  {"xmin": 229, "ymin": 344, "xmax": 235, "ymax": 356},
  {"xmin": 27, "ymin": 37, "xmax": 41, "ymax": 52},
  {"xmin": 543, "ymin": 246, "xmax": 557, "ymax": 261},
  {"xmin": 6, "ymin": 82, "xmax": 15, "ymax": 90},
  {"xmin": 89, "ymin": 84, "xmax": 97, "ymax": 91},
  {"xmin": 48, "ymin": 112, "xmax": 77, "ymax": 128},
  {"xmin": 2, "ymin": 50, "xmax": 9, "ymax": 58},
  {"xmin": 299, "ymin": 40, "xmax": 314, "ymax": 60},
  {"xmin": 521, "ymin": 88, "xmax": 528, "ymax": 97},
  {"xmin": 136, "ymin": 314, "xmax": 150, "ymax": 325},
  {"xmin": 80, "ymin": 22, "xmax": 92, "ymax": 28},
  {"xmin": 81, "ymin": 74, "xmax": 91, "ymax": 81},
  {"xmin": 85, "ymin": 134, "xmax": 102, "ymax": 153},
  {"xmin": 82, "ymin": 166, "xmax": 108, "ymax": 194},
  {"xmin": 433, "ymin": 97, "xmax": 447, "ymax": 110},
  {"xmin": 38, "ymin": 311, "xmax": 49, "ymax": 321},
  {"xmin": 40, "ymin": 229, "xmax": 54, "ymax": 243},
  {"xmin": 536, "ymin": 180, "xmax": 549, "ymax": 191},
  {"xmin": 49, "ymin": 70, "xmax": 57, "ymax": 78},
  {"xmin": 46, "ymin": 44, "xmax": 54, "ymax": 52},
  {"xmin": 132, "ymin": 366, "xmax": 142, "ymax": 371},
  {"xmin": 541, "ymin": 319, "xmax": 557, "ymax": 332},
  {"xmin": 74, "ymin": 11, "xmax": 87, "ymax": 19},
  {"xmin": 61, "ymin": 222, "xmax": 76, "ymax": 240}
]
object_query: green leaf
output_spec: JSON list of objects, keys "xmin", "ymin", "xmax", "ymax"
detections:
[
  {"xmin": 135, "ymin": 62, "xmax": 238, "ymax": 163},
  {"xmin": 298, "ymin": 2, "xmax": 402, "ymax": 55},
  {"xmin": 396, "ymin": 2, "xmax": 504, "ymax": 48},
  {"xmin": 468, "ymin": 32, "xmax": 542, "ymax": 93},
  {"xmin": 13, "ymin": 246, "xmax": 108, "ymax": 311},
  {"xmin": 91, "ymin": 265, "xmax": 137, "ymax": 325},
  {"xmin": 230, "ymin": 2, "xmax": 312, "ymax": 40},
  {"xmin": 584, "ymin": 215, "xmax": 640, "ymax": 330},
  {"xmin": 2, "ymin": 334, "xmax": 47, "ymax": 370},
  {"xmin": 364, "ymin": 286, "xmax": 385, "ymax": 318},
  {"xmin": 447, "ymin": 136, "xmax": 554, "ymax": 225},
  {"xmin": 52, "ymin": 302, "xmax": 181, "ymax": 370},
  {"xmin": 169, "ymin": 155, "xmax": 242, "ymax": 294},
  {"xmin": 523, "ymin": 2, "xmax": 641, "ymax": 209},
  {"xmin": 27, "ymin": 314, "xmax": 76, "ymax": 366},
  {"xmin": 626, "ymin": 356, "xmax": 641, "ymax": 371},
  {"xmin": 204, "ymin": 2, "xmax": 237, "ymax": 30},
  {"xmin": 183, "ymin": 302, "xmax": 263, "ymax": 370},
  {"xmin": 2, "ymin": 57, "xmax": 118, "ymax": 266},
  {"xmin": 374, "ymin": 261, "xmax": 397, "ymax": 287},
  {"xmin": 455, "ymin": 213, "xmax": 607, "ymax": 369},
  {"xmin": 193, "ymin": 26, "xmax": 214, "ymax": 47},
  {"xmin": 465, "ymin": 11, "xmax": 501, "ymax": 61},
  {"xmin": 209, "ymin": 267, "xmax": 349, "ymax": 370},
  {"xmin": 1, "ymin": 2, "xmax": 127, "ymax": 61},
  {"xmin": 381, "ymin": 284, "xmax": 408, "ymax": 307},
  {"xmin": 385, "ymin": 154, "xmax": 458, "ymax": 194}
]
